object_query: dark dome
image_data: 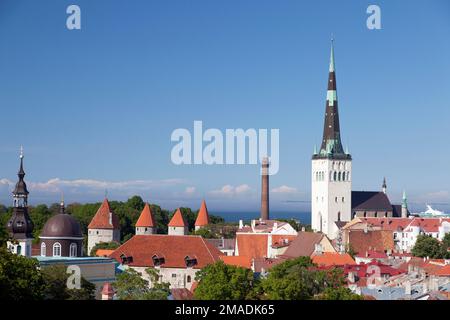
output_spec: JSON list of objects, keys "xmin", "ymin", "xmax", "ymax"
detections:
[{"xmin": 40, "ymin": 214, "xmax": 83, "ymax": 238}]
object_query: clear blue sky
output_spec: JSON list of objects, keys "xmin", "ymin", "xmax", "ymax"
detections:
[{"xmin": 0, "ymin": 0, "xmax": 449, "ymax": 214}]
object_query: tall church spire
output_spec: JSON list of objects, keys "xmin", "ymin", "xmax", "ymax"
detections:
[
  {"xmin": 6, "ymin": 148, "xmax": 34, "ymax": 256},
  {"xmin": 314, "ymin": 39, "xmax": 350, "ymax": 160}
]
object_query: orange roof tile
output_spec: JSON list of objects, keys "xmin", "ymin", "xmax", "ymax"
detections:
[
  {"xmin": 220, "ymin": 255, "xmax": 252, "ymax": 269},
  {"xmin": 135, "ymin": 203, "xmax": 156, "ymax": 227},
  {"xmin": 109, "ymin": 235, "xmax": 223, "ymax": 268},
  {"xmin": 348, "ymin": 230, "xmax": 394, "ymax": 254},
  {"xmin": 96, "ymin": 249, "xmax": 115, "ymax": 257},
  {"xmin": 236, "ymin": 234, "xmax": 268, "ymax": 259},
  {"xmin": 312, "ymin": 252, "xmax": 356, "ymax": 267},
  {"xmin": 168, "ymin": 208, "xmax": 188, "ymax": 227},
  {"xmin": 88, "ymin": 198, "xmax": 120, "ymax": 229},
  {"xmin": 195, "ymin": 200, "xmax": 210, "ymax": 227}
]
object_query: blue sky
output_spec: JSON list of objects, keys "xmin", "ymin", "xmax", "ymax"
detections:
[{"xmin": 0, "ymin": 0, "xmax": 449, "ymax": 214}]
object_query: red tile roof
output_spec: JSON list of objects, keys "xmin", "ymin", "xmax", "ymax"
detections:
[
  {"xmin": 348, "ymin": 230, "xmax": 394, "ymax": 254},
  {"xmin": 171, "ymin": 288, "xmax": 194, "ymax": 300},
  {"xmin": 271, "ymin": 235, "xmax": 297, "ymax": 248},
  {"xmin": 252, "ymin": 257, "xmax": 287, "ymax": 273},
  {"xmin": 168, "ymin": 208, "xmax": 188, "ymax": 227},
  {"xmin": 96, "ymin": 249, "xmax": 115, "ymax": 257},
  {"xmin": 195, "ymin": 200, "xmax": 210, "ymax": 227},
  {"xmin": 236, "ymin": 234, "xmax": 268, "ymax": 259},
  {"xmin": 434, "ymin": 265, "xmax": 450, "ymax": 277},
  {"xmin": 312, "ymin": 253, "xmax": 356, "ymax": 267},
  {"xmin": 88, "ymin": 198, "xmax": 120, "ymax": 229},
  {"xmin": 109, "ymin": 235, "xmax": 223, "ymax": 269},
  {"xmin": 219, "ymin": 255, "xmax": 252, "ymax": 269},
  {"xmin": 355, "ymin": 250, "xmax": 388, "ymax": 259},
  {"xmin": 283, "ymin": 232, "xmax": 324, "ymax": 258},
  {"xmin": 135, "ymin": 203, "xmax": 156, "ymax": 227}
]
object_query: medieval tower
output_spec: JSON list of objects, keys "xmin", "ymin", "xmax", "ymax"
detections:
[{"xmin": 311, "ymin": 40, "xmax": 352, "ymax": 239}]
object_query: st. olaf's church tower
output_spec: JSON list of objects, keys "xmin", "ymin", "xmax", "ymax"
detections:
[{"xmin": 311, "ymin": 40, "xmax": 352, "ymax": 239}]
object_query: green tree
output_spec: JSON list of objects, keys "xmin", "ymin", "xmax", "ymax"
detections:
[
  {"xmin": 0, "ymin": 247, "xmax": 45, "ymax": 300},
  {"xmin": 412, "ymin": 234, "xmax": 443, "ymax": 258},
  {"xmin": 314, "ymin": 287, "xmax": 363, "ymax": 300},
  {"xmin": 194, "ymin": 261, "xmax": 256, "ymax": 300},
  {"xmin": 260, "ymin": 257, "xmax": 349, "ymax": 300},
  {"xmin": 113, "ymin": 268, "xmax": 169, "ymax": 300},
  {"xmin": 193, "ymin": 228, "xmax": 216, "ymax": 239},
  {"xmin": 90, "ymin": 241, "xmax": 120, "ymax": 256},
  {"xmin": 41, "ymin": 264, "xmax": 96, "ymax": 300}
]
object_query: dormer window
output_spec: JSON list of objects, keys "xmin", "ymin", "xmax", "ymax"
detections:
[
  {"xmin": 152, "ymin": 255, "xmax": 165, "ymax": 266},
  {"xmin": 120, "ymin": 254, "xmax": 133, "ymax": 265},
  {"xmin": 185, "ymin": 256, "xmax": 198, "ymax": 268}
]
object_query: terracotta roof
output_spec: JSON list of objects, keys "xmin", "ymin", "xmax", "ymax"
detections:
[
  {"xmin": 109, "ymin": 235, "xmax": 223, "ymax": 269},
  {"xmin": 355, "ymin": 250, "xmax": 388, "ymax": 259},
  {"xmin": 236, "ymin": 234, "xmax": 268, "ymax": 258},
  {"xmin": 220, "ymin": 255, "xmax": 252, "ymax": 269},
  {"xmin": 195, "ymin": 200, "xmax": 210, "ymax": 227},
  {"xmin": 312, "ymin": 253, "xmax": 355, "ymax": 267},
  {"xmin": 348, "ymin": 230, "xmax": 394, "ymax": 254},
  {"xmin": 96, "ymin": 249, "xmax": 116, "ymax": 257},
  {"xmin": 88, "ymin": 198, "xmax": 120, "ymax": 229},
  {"xmin": 135, "ymin": 203, "xmax": 156, "ymax": 227},
  {"xmin": 168, "ymin": 208, "xmax": 188, "ymax": 227},
  {"xmin": 428, "ymin": 264, "xmax": 450, "ymax": 277},
  {"xmin": 271, "ymin": 235, "xmax": 297, "ymax": 248},
  {"xmin": 283, "ymin": 232, "xmax": 324, "ymax": 258},
  {"xmin": 171, "ymin": 288, "xmax": 194, "ymax": 300},
  {"xmin": 253, "ymin": 257, "xmax": 287, "ymax": 273},
  {"xmin": 237, "ymin": 220, "xmax": 290, "ymax": 233}
]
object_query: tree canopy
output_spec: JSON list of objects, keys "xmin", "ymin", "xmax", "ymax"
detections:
[
  {"xmin": 113, "ymin": 267, "xmax": 170, "ymax": 300},
  {"xmin": 194, "ymin": 261, "xmax": 256, "ymax": 300},
  {"xmin": 259, "ymin": 257, "xmax": 360, "ymax": 300},
  {"xmin": 0, "ymin": 247, "xmax": 45, "ymax": 300},
  {"xmin": 412, "ymin": 234, "xmax": 445, "ymax": 258}
]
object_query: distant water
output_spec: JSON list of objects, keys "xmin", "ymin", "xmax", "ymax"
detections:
[{"xmin": 212, "ymin": 211, "xmax": 311, "ymax": 225}]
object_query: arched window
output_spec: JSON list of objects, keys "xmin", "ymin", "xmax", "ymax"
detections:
[
  {"xmin": 333, "ymin": 172, "xmax": 337, "ymax": 181},
  {"xmin": 319, "ymin": 213, "xmax": 323, "ymax": 233},
  {"xmin": 187, "ymin": 275, "xmax": 192, "ymax": 283},
  {"xmin": 53, "ymin": 242, "xmax": 61, "ymax": 257},
  {"xmin": 342, "ymin": 172, "xmax": 346, "ymax": 181},
  {"xmin": 337, "ymin": 212, "xmax": 341, "ymax": 221},
  {"xmin": 17, "ymin": 245, "xmax": 22, "ymax": 255},
  {"xmin": 69, "ymin": 243, "xmax": 77, "ymax": 257},
  {"xmin": 41, "ymin": 242, "xmax": 46, "ymax": 257},
  {"xmin": 363, "ymin": 211, "xmax": 367, "ymax": 217},
  {"xmin": 338, "ymin": 172, "xmax": 341, "ymax": 181}
]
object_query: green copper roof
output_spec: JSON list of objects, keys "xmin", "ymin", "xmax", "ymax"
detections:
[{"xmin": 329, "ymin": 38, "xmax": 335, "ymax": 73}]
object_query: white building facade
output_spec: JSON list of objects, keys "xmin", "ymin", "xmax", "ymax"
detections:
[{"xmin": 311, "ymin": 40, "xmax": 352, "ymax": 240}]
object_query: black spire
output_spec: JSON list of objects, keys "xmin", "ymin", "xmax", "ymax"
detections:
[
  {"xmin": 313, "ymin": 39, "xmax": 351, "ymax": 160},
  {"xmin": 6, "ymin": 148, "xmax": 34, "ymax": 240}
]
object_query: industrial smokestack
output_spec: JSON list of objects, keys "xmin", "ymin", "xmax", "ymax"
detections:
[{"xmin": 261, "ymin": 157, "xmax": 269, "ymax": 220}]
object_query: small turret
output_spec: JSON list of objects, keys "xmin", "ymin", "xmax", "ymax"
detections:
[{"xmin": 401, "ymin": 191, "xmax": 408, "ymax": 218}]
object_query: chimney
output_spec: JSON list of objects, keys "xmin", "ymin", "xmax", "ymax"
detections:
[
  {"xmin": 404, "ymin": 281, "xmax": 411, "ymax": 295},
  {"xmin": 348, "ymin": 272, "xmax": 355, "ymax": 284},
  {"xmin": 260, "ymin": 157, "xmax": 269, "ymax": 220},
  {"xmin": 251, "ymin": 219, "xmax": 256, "ymax": 229},
  {"xmin": 239, "ymin": 220, "xmax": 243, "ymax": 229},
  {"xmin": 314, "ymin": 243, "xmax": 323, "ymax": 255},
  {"xmin": 273, "ymin": 222, "xmax": 278, "ymax": 230}
]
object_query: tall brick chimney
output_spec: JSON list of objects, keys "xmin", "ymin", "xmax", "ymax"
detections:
[{"xmin": 261, "ymin": 157, "xmax": 269, "ymax": 220}]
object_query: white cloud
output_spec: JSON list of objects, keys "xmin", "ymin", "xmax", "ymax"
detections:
[
  {"xmin": 185, "ymin": 186, "xmax": 196, "ymax": 195},
  {"xmin": 271, "ymin": 185, "xmax": 298, "ymax": 194},
  {"xmin": 0, "ymin": 177, "xmax": 187, "ymax": 200},
  {"xmin": 209, "ymin": 184, "xmax": 252, "ymax": 197}
]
